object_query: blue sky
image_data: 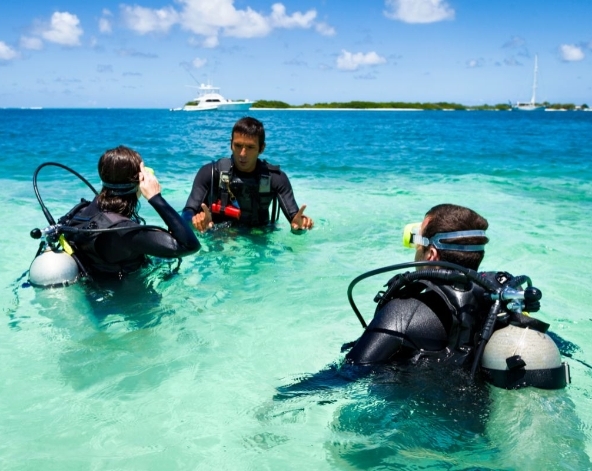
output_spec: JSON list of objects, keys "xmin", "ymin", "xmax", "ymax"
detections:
[{"xmin": 1, "ymin": 0, "xmax": 591, "ymax": 108}]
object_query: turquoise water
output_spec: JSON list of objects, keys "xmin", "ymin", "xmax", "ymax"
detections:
[{"xmin": 1, "ymin": 109, "xmax": 591, "ymax": 470}]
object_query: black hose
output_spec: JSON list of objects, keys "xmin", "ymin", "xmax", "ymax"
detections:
[
  {"xmin": 33, "ymin": 162, "xmax": 98, "ymax": 225},
  {"xmin": 469, "ymin": 299, "xmax": 502, "ymax": 379},
  {"xmin": 347, "ymin": 260, "xmax": 501, "ymax": 328}
]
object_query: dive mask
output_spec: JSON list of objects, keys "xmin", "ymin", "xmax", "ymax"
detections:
[
  {"xmin": 101, "ymin": 166, "xmax": 154, "ymax": 196},
  {"xmin": 403, "ymin": 222, "xmax": 487, "ymax": 252}
]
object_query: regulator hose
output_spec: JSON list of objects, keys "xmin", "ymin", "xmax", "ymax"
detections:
[
  {"xmin": 347, "ymin": 260, "xmax": 498, "ymax": 328},
  {"xmin": 33, "ymin": 162, "xmax": 98, "ymax": 225}
]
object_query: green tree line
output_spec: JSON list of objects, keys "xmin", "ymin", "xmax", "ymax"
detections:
[{"xmin": 252, "ymin": 100, "xmax": 589, "ymax": 111}]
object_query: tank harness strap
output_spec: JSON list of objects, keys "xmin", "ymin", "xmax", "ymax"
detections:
[
  {"xmin": 56, "ymin": 199, "xmax": 94, "ymax": 279},
  {"xmin": 57, "ymin": 198, "xmax": 91, "ymax": 225},
  {"xmin": 483, "ymin": 362, "xmax": 570, "ymax": 390},
  {"xmin": 216, "ymin": 158, "xmax": 233, "ymax": 212},
  {"xmin": 261, "ymin": 161, "xmax": 281, "ymax": 222}
]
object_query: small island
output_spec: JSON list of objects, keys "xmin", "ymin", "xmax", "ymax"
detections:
[{"xmin": 251, "ymin": 100, "xmax": 589, "ymax": 111}]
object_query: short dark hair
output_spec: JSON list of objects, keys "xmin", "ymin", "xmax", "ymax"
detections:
[
  {"xmin": 97, "ymin": 145, "xmax": 142, "ymax": 219},
  {"xmin": 231, "ymin": 116, "xmax": 265, "ymax": 148},
  {"xmin": 422, "ymin": 204, "xmax": 489, "ymax": 270}
]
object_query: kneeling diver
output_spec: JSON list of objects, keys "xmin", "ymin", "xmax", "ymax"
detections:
[{"xmin": 345, "ymin": 204, "xmax": 570, "ymax": 390}]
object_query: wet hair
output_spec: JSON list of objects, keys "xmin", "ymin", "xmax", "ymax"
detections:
[
  {"xmin": 97, "ymin": 145, "xmax": 142, "ymax": 220},
  {"xmin": 422, "ymin": 204, "xmax": 489, "ymax": 270},
  {"xmin": 231, "ymin": 116, "xmax": 265, "ymax": 148}
]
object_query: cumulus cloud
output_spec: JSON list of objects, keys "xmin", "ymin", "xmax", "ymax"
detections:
[
  {"xmin": 119, "ymin": 0, "xmax": 331, "ymax": 45},
  {"xmin": 466, "ymin": 58, "xmax": 484, "ymax": 68},
  {"xmin": 560, "ymin": 44, "xmax": 584, "ymax": 62},
  {"xmin": 315, "ymin": 22, "xmax": 336, "ymax": 36},
  {"xmin": 99, "ymin": 9, "xmax": 113, "ymax": 34},
  {"xmin": 121, "ymin": 5, "xmax": 180, "ymax": 34},
  {"xmin": 336, "ymin": 50, "xmax": 386, "ymax": 71},
  {"xmin": 202, "ymin": 36, "xmax": 219, "ymax": 48},
  {"xmin": 0, "ymin": 41, "xmax": 18, "ymax": 60},
  {"xmin": 99, "ymin": 18, "xmax": 112, "ymax": 34},
  {"xmin": 41, "ymin": 12, "xmax": 83, "ymax": 46},
  {"xmin": 192, "ymin": 57, "xmax": 207, "ymax": 68},
  {"xmin": 116, "ymin": 48, "xmax": 159, "ymax": 59},
  {"xmin": 20, "ymin": 36, "xmax": 44, "ymax": 50},
  {"xmin": 269, "ymin": 3, "xmax": 316, "ymax": 29},
  {"xmin": 384, "ymin": 0, "xmax": 454, "ymax": 24}
]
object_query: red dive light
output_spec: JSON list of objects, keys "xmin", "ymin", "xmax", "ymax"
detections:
[{"xmin": 211, "ymin": 201, "xmax": 241, "ymax": 219}]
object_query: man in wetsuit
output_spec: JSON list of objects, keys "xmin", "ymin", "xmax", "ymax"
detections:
[
  {"xmin": 182, "ymin": 117, "xmax": 314, "ymax": 232},
  {"xmin": 345, "ymin": 204, "xmax": 490, "ymax": 366}
]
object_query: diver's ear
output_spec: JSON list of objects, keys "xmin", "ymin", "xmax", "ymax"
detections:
[
  {"xmin": 259, "ymin": 142, "xmax": 266, "ymax": 154},
  {"xmin": 425, "ymin": 247, "xmax": 440, "ymax": 261}
]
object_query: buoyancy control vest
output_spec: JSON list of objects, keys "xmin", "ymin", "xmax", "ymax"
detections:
[
  {"xmin": 58, "ymin": 199, "xmax": 145, "ymax": 276},
  {"xmin": 213, "ymin": 158, "xmax": 281, "ymax": 226},
  {"xmin": 371, "ymin": 278, "xmax": 489, "ymax": 366}
]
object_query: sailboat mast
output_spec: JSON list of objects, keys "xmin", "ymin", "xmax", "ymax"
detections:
[{"xmin": 530, "ymin": 54, "xmax": 538, "ymax": 105}]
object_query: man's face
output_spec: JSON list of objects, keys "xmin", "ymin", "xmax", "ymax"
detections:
[{"xmin": 231, "ymin": 133, "xmax": 263, "ymax": 173}]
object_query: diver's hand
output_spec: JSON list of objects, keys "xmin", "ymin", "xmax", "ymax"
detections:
[
  {"xmin": 291, "ymin": 205, "xmax": 314, "ymax": 231},
  {"xmin": 139, "ymin": 162, "xmax": 161, "ymax": 200},
  {"xmin": 192, "ymin": 203, "xmax": 214, "ymax": 232}
]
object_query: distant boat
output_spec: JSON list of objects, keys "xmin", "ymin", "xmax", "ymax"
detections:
[
  {"xmin": 512, "ymin": 55, "xmax": 546, "ymax": 111},
  {"xmin": 174, "ymin": 83, "xmax": 253, "ymax": 112}
]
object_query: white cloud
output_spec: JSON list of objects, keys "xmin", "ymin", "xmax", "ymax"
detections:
[
  {"xmin": 269, "ymin": 3, "xmax": 316, "ymax": 29},
  {"xmin": 20, "ymin": 36, "xmax": 44, "ymax": 50},
  {"xmin": 0, "ymin": 41, "xmax": 18, "ymax": 60},
  {"xmin": 219, "ymin": 8, "xmax": 272, "ymax": 38},
  {"xmin": 384, "ymin": 0, "xmax": 454, "ymax": 24},
  {"xmin": 315, "ymin": 22, "xmax": 336, "ymax": 37},
  {"xmin": 560, "ymin": 44, "xmax": 584, "ymax": 62},
  {"xmin": 99, "ymin": 17, "xmax": 112, "ymax": 34},
  {"xmin": 467, "ymin": 58, "xmax": 484, "ymax": 68},
  {"xmin": 119, "ymin": 0, "xmax": 331, "ymax": 45},
  {"xmin": 121, "ymin": 5, "xmax": 179, "ymax": 34},
  {"xmin": 192, "ymin": 57, "xmax": 207, "ymax": 68},
  {"xmin": 202, "ymin": 36, "xmax": 219, "ymax": 48},
  {"xmin": 41, "ymin": 12, "xmax": 83, "ymax": 46},
  {"xmin": 336, "ymin": 50, "xmax": 386, "ymax": 71}
]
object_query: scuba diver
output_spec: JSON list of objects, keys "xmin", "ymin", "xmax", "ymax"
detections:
[
  {"xmin": 29, "ymin": 145, "xmax": 200, "ymax": 286},
  {"xmin": 344, "ymin": 204, "xmax": 569, "ymax": 390},
  {"xmin": 182, "ymin": 116, "xmax": 314, "ymax": 232}
]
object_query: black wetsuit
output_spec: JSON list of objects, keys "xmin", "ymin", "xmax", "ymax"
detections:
[
  {"xmin": 182, "ymin": 158, "xmax": 301, "ymax": 227},
  {"xmin": 346, "ymin": 279, "xmax": 488, "ymax": 367},
  {"xmin": 64, "ymin": 194, "xmax": 200, "ymax": 278}
]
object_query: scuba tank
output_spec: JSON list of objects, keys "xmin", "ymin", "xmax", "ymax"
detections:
[
  {"xmin": 29, "ymin": 245, "xmax": 80, "ymax": 288},
  {"xmin": 347, "ymin": 261, "xmax": 570, "ymax": 390},
  {"xmin": 28, "ymin": 162, "xmax": 97, "ymax": 288}
]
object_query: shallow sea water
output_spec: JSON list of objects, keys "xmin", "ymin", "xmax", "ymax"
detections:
[{"xmin": 1, "ymin": 109, "xmax": 591, "ymax": 470}]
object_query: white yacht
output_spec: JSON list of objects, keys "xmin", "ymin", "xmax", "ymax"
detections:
[
  {"xmin": 177, "ymin": 83, "xmax": 253, "ymax": 112},
  {"xmin": 512, "ymin": 55, "xmax": 546, "ymax": 111}
]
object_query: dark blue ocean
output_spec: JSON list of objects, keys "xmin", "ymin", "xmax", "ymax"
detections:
[{"xmin": 1, "ymin": 109, "xmax": 591, "ymax": 470}]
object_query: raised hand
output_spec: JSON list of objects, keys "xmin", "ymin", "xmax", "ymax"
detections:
[
  {"xmin": 192, "ymin": 203, "xmax": 214, "ymax": 232},
  {"xmin": 138, "ymin": 162, "xmax": 161, "ymax": 200},
  {"xmin": 291, "ymin": 204, "xmax": 314, "ymax": 231}
]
